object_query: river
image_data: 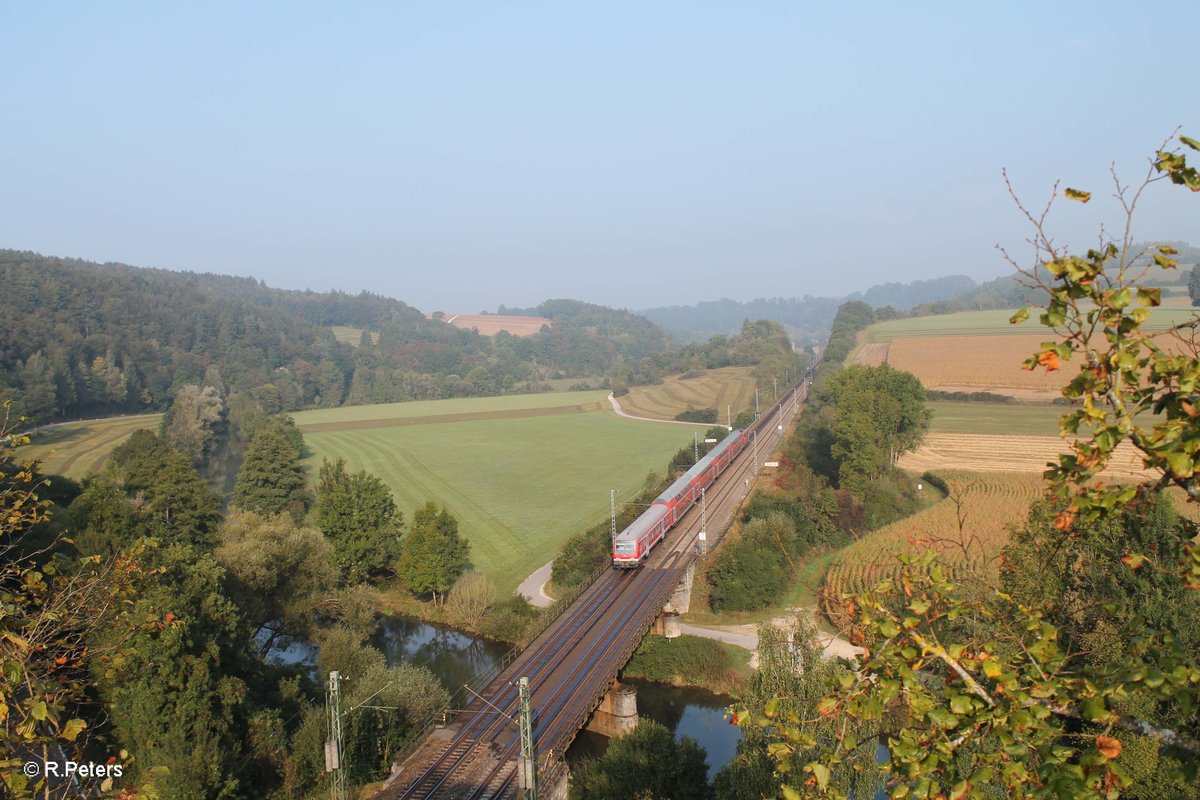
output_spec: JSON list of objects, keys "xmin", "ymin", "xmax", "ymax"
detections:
[{"xmin": 273, "ymin": 616, "xmax": 743, "ymax": 778}]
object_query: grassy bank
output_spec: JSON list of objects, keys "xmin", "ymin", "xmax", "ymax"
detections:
[{"xmin": 623, "ymin": 634, "xmax": 752, "ymax": 695}]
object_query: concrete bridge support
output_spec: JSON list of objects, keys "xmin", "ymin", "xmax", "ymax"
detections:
[
  {"xmin": 541, "ymin": 762, "xmax": 570, "ymax": 800},
  {"xmin": 585, "ymin": 681, "xmax": 638, "ymax": 738},
  {"xmin": 652, "ymin": 610, "xmax": 682, "ymax": 639},
  {"xmin": 662, "ymin": 561, "xmax": 695, "ymax": 614}
]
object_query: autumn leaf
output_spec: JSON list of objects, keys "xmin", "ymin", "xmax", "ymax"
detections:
[
  {"xmin": 1096, "ymin": 735, "xmax": 1122, "ymax": 759},
  {"xmin": 1055, "ymin": 509, "xmax": 1075, "ymax": 531},
  {"xmin": 1038, "ymin": 350, "xmax": 1060, "ymax": 371},
  {"xmin": 1064, "ymin": 187, "xmax": 1092, "ymax": 202},
  {"xmin": 1121, "ymin": 553, "xmax": 1148, "ymax": 570}
]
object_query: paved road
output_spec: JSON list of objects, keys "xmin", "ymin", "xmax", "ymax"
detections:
[
  {"xmin": 516, "ymin": 560, "xmax": 555, "ymax": 608},
  {"xmin": 681, "ymin": 621, "xmax": 863, "ymax": 661}
]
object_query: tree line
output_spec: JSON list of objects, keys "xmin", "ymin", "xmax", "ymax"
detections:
[
  {"xmin": 0, "ymin": 252, "xmax": 672, "ymax": 425},
  {"xmin": 0, "ymin": 402, "xmax": 498, "ymax": 798}
]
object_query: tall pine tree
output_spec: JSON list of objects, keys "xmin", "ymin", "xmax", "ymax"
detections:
[{"xmin": 231, "ymin": 417, "xmax": 310, "ymax": 521}]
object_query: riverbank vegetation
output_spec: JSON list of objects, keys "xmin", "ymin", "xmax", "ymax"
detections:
[
  {"xmin": 1, "ymin": 405, "xmax": 475, "ymax": 798},
  {"xmin": 622, "ymin": 635, "xmax": 751, "ymax": 695}
]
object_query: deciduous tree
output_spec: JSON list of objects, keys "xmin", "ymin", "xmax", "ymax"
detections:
[
  {"xmin": 214, "ymin": 509, "xmax": 337, "ymax": 655},
  {"xmin": 570, "ymin": 718, "xmax": 713, "ymax": 800},
  {"xmin": 396, "ymin": 502, "xmax": 469, "ymax": 604},
  {"xmin": 751, "ymin": 133, "xmax": 1200, "ymax": 800},
  {"xmin": 315, "ymin": 457, "xmax": 404, "ymax": 583}
]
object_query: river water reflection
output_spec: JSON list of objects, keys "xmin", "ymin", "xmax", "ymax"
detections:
[
  {"xmin": 273, "ymin": 617, "xmax": 743, "ymax": 778},
  {"xmin": 564, "ymin": 679, "xmax": 742, "ymax": 781}
]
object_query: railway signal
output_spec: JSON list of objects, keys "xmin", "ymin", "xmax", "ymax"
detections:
[
  {"xmin": 326, "ymin": 672, "xmax": 346, "ymax": 800},
  {"xmin": 610, "ymin": 488, "xmax": 618, "ymax": 545},
  {"xmin": 518, "ymin": 677, "xmax": 537, "ymax": 799}
]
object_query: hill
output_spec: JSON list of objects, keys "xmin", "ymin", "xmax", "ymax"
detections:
[
  {"xmin": 642, "ymin": 241, "xmax": 1199, "ymax": 345},
  {"xmin": 640, "ymin": 275, "xmax": 980, "ymax": 344},
  {"xmin": 0, "ymin": 250, "xmax": 677, "ymax": 425}
]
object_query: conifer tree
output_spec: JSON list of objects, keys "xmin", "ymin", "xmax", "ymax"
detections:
[{"xmin": 231, "ymin": 417, "xmax": 310, "ymax": 521}]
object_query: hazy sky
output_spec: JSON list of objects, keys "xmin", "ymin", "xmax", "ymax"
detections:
[{"xmin": 3, "ymin": 2, "xmax": 1197, "ymax": 312}]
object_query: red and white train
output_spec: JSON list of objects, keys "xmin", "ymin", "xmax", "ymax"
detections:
[{"xmin": 611, "ymin": 428, "xmax": 749, "ymax": 567}]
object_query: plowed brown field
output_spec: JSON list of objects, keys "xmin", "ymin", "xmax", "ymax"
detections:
[
  {"xmin": 887, "ymin": 335, "xmax": 1071, "ymax": 396},
  {"xmin": 850, "ymin": 342, "xmax": 890, "ymax": 366}
]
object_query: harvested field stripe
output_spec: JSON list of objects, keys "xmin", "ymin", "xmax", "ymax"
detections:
[
  {"xmin": 22, "ymin": 414, "xmax": 163, "ymax": 480},
  {"xmin": 297, "ymin": 401, "xmax": 603, "ymax": 434}
]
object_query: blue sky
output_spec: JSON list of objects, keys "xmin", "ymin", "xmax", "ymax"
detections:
[{"xmin": 2, "ymin": 2, "xmax": 1196, "ymax": 311}]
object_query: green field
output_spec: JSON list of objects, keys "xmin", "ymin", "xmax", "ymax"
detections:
[
  {"xmin": 294, "ymin": 392, "xmax": 697, "ymax": 593},
  {"xmin": 330, "ymin": 325, "xmax": 371, "ymax": 346},
  {"xmin": 927, "ymin": 401, "xmax": 1064, "ymax": 436},
  {"xmin": 865, "ymin": 307, "xmax": 1195, "ymax": 342},
  {"xmin": 22, "ymin": 414, "xmax": 163, "ymax": 479},
  {"xmin": 927, "ymin": 400, "xmax": 1160, "ymax": 438}
]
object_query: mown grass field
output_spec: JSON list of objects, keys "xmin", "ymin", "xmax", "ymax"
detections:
[
  {"xmin": 928, "ymin": 400, "xmax": 1064, "ymax": 436},
  {"xmin": 618, "ymin": 366, "xmax": 758, "ymax": 422},
  {"xmin": 864, "ymin": 307, "xmax": 1194, "ymax": 342},
  {"xmin": 330, "ymin": 325, "xmax": 370, "ymax": 346},
  {"xmin": 294, "ymin": 392, "xmax": 697, "ymax": 593},
  {"xmin": 22, "ymin": 414, "xmax": 163, "ymax": 479}
]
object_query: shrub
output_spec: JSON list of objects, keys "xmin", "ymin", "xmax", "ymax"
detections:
[
  {"xmin": 675, "ymin": 407, "xmax": 718, "ymax": 423},
  {"xmin": 708, "ymin": 539, "xmax": 787, "ymax": 613}
]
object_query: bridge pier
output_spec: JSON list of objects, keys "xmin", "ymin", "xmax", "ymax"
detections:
[
  {"xmin": 652, "ymin": 610, "xmax": 682, "ymax": 639},
  {"xmin": 540, "ymin": 761, "xmax": 570, "ymax": 800},
  {"xmin": 585, "ymin": 681, "xmax": 638, "ymax": 738},
  {"xmin": 662, "ymin": 561, "xmax": 695, "ymax": 614}
]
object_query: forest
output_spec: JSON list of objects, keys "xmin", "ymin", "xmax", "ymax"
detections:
[{"xmin": 0, "ymin": 250, "xmax": 678, "ymax": 425}]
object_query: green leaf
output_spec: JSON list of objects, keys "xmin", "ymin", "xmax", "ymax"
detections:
[
  {"xmin": 1064, "ymin": 187, "xmax": 1092, "ymax": 203},
  {"xmin": 809, "ymin": 762, "xmax": 831, "ymax": 791},
  {"xmin": 908, "ymin": 597, "xmax": 932, "ymax": 615},
  {"xmin": 1181, "ymin": 135, "xmax": 1200, "ymax": 151},
  {"xmin": 1081, "ymin": 696, "xmax": 1108, "ymax": 722},
  {"xmin": 927, "ymin": 707, "xmax": 960, "ymax": 728},
  {"xmin": 60, "ymin": 718, "xmax": 86, "ymax": 742},
  {"xmin": 1164, "ymin": 449, "xmax": 1195, "ymax": 478},
  {"xmin": 1009, "ymin": 307, "xmax": 1030, "ymax": 325}
]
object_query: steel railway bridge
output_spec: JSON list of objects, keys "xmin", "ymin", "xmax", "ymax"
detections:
[{"xmin": 374, "ymin": 381, "xmax": 806, "ymax": 800}]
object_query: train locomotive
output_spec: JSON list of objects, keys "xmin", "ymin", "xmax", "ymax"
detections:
[{"xmin": 611, "ymin": 427, "xmax": 749, "ymax": 567}]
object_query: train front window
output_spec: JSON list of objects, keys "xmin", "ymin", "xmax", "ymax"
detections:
[{"xmin": 615, "ymin": 542, "xmax": 635, "ymax": 555}]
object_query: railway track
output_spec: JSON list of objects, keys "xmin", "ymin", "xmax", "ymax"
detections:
[{"xmin": 380, "ymin": 382, "xmax": 807, "ymax": 800}]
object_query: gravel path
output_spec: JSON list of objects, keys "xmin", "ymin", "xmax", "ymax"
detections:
[{"xmin": 607, "ymin": 393, "xmax": 716, "ymax": 426}]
